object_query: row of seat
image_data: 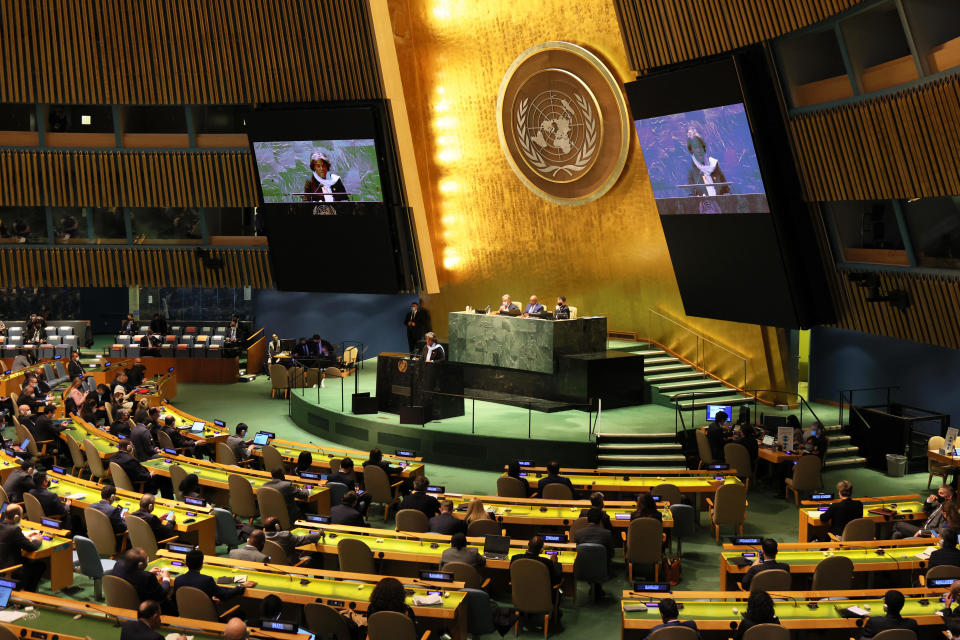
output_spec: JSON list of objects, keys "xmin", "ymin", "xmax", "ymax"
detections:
[
  {"xmin": 1, "ymin": 343, "xmax": 73, "ymax": 361},
  {"xmin": 109, "ymin": 340, "xmax": 229, "ymax": 358}
]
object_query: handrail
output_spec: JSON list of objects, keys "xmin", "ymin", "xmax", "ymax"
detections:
[
  {"xmin": 673, "ymin": 388, "xmax": 825, "ymax": 434},
  {"xmin": 646, "ymin": 307, "xmax": 748, "ymax": 389},
  {"xmin": 837, "ymin": 386, "xmax": 900, "ymax": 428}
]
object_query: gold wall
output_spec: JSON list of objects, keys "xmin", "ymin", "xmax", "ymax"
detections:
[{"xmin": 388, "ymin": 0, "xmax": 790, "ymax": 392}]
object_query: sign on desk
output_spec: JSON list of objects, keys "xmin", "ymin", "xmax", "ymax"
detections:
[
  {"xmin": 946, "ymin": 427, "xmax": 958, "ymax": 455},
  {"xmin": 777, "ymin": 427, "xmax": 793, "ymax": 451}
]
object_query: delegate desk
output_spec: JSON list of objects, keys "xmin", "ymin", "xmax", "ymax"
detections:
[
  {"xmin": 928, "ymin": 450, "xmax": 960, "ymax": 484},
  {"xmin": 45, "ymin": 469, "xmax": 217, "ymax": 553},
  {"xmin": 620, "ymin": 588, "xmax": 947, "ymax": 638},
  {"xmin": 0, "ymin": 591, "xmax": 306, "ymax": 640},
  {"xmin": 150, "ymin": 550, "xmax": 468, "ymax": 640},
  {"xmin": 797, "ymin": 494, "xmax": 926, "ymax": 541},
  {"xmin": 6, "ymin": 519, "xmax": 74, "ymax": 591},
  {"xmin": 142, "ymin": 453, "xmax": 331, "ymax": 514},
  {"xmin": 292, "ymin": 521, "xmax": 578, "ymax": 597},
  {"xmin": 719, "ymin": 538, "xmax": 934, "ymax": 590}
]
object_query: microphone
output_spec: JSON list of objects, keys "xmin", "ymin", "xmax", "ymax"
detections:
[{"xmin": 766, "ymin": 591, "xmax": 800, "ymax": 608}]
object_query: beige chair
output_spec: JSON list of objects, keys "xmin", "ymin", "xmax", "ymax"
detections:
[
  {"xmin": 707, "ymin": 483, "xmax": 747, "ymax": 542},
  {"xmin": 836, "ymin": 517, "xmax": 876, "ymax": 542},
  {"xmin": 723, "ymin": 442, "xmax": 753, "ymax": 490},
  {"xmin": 811, "ymin": 554, "xmax": 853, "ymax": 590},
  {"xmin": 362, "ymin": 464, "xmax": 401, "ymax": 521},
  {"xmin": 102, "ymin": 575, "xmax": 140, "ymax": 610},
  {"xmin": 256, "ymin": 486, "xmax": 291, "ymax": 531},
  {"xmin": 496, "ymin": 476, "xmax": 527, "ymax": 498},
  {"xmin": 741, "ymin": 624, "xmax": 789, "ymax": 640},
  {"xmin": 83, "ymin": 439, "xmax": 109, "ymax": 483},
  {"xmin": 567, "ymin": 306, "xmax": 578, "ymax": 319},
  {"xmin": 541, "ymin": 483, "xmax": 573, "ymax": 500},
  {"xmin": 785, "ymin": 455, "xmax": 822, "ymax": 505},
  {"xmin": 929, "ymin": 436, "xmax": 950, "ymax": 489},
  {"xmin": 16, "ymin": 422, "xmax": 53, "ymax": 465},
  {"xmin": 0, "ymin": 487, "xmax": 9, "ymax": 507},
  {"xmin": 466, "ymin": 518, "xmax": 501, "ymax": 537},
  {"xmin": 395, "ymin": 509, "xmax": 429, "ymax": 533},
  {"xmin": 261, "ymin": 445, "xmax": 285, "ymax": 475},
  {"xmin": 625, "ymin": 517, "xmax": 663, "ymax": 581},
  {"xmin": 648, "ymin": 626, "xmax": 699, "ymax": 640},
  {"xmin": 175, "ymin": 585, "xmax": 240, "ymax": 622},
  {"xmin": 870, "ymin": 631, "xmax": 917, "ymax": 640},
  {"xmin": 0, "ymin": 624, "xmax": 18, "ymax": 640},
  {"xmin": 341, "ymin": 346, "xmax": 358, "ymax": 367},
  {"xmin": 329, "ymin": 458, "xmax": 341, "ymax": 476},
  {"xmin": 924, "ymin": 564, "xmax": 960, "ymax": 585},
  {"xmin": 652, "ymin": 483, "xmax": 684, "ymax": 506},
  {"xmin": 263, "ymin": 538, "xmax": 296, "ymax": 566},
  {"xmin": 228, "ymin": 474, "xmax": 258, "ymax": 524},
  {"xmin": 367, "ymin": 611, "xmax": 428, "ymax": 640},
  {"xmin": 269, "ymin": 364, "xmax": 289, "ymax": 398},
  {"xmin": 747, "ymin": 568, "xmax": 791, "ymax": 593},
  {"xmin": 104, "ymin": 402, "xmax": 115, "ymax": 425},
  {"xmin": 510, "ymin": 558, "xmax": 557, "ymax": 639},
  {"xmin": 287, "ymin": 367, "xmax": 304, "ymax": 390},
  {"xmin": 303, "ymin": 602, "xmax": 354, "ymax": 640},
  {"xmin": 216, "ymin": 442, "xmax": 238, "ymax": 466},
  {"xmin": 169, "ymin": 464, "xmax": 187, "ymax": 502},
  {"xmin": 64, "ymin": 435, "xmax": 88, "ymax": 477},
  {"xmin": 127, "ymin": 514, "xmax": 177, "ymax": 561},
  {"xmin": 442, "ymin": 561, "xmax": 489, "ymax": 589},
  {"xmin": 22, "ymin": 492, "xmax": 46, "ymax": 523},
  {"xmin": 109, "ymin": 461, "xmax": 142, "ymax": 492},
  {"xmin": 303, "ymin": 368, "xmax": 320, "ymax": 388},
  {"xmin": 569, "ymin": 517, "xmax": 591, "ymax": 539},
  {"xmin": 84, "ymin": 504, "xmax": 122, "ymax": 557},
  {"xmin": 695, "ymin": 429, "xmax": 715, "ymax": 467},
  {"xmin": 156, "ymin": 430, "xmax": 181, "ymax": 453},
  {"xmin": 337, "ymin": 538, "xmax": 374, "ymax": 574},
  {"xmin": 323, "ymin": 367, "xmax": 343, "ymax": 386}
]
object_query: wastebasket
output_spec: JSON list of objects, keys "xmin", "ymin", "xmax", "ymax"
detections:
[{"xmin": 886, "ymin": 453, "xmax": 908, "ymax": 477}]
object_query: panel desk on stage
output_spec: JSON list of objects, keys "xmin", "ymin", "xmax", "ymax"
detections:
[{"xmin": 375, "ymin": 352, "xmax": 464, "ymax": 420}]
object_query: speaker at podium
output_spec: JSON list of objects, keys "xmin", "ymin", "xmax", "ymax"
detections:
[{"xmin": 375, "ymin": 352, "xmax": 464, "ymax": 421}]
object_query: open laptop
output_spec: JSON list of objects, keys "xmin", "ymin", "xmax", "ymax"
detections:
[
  {"xmin": 252, "ymin": 432, "xmax": 271, "ymax": 447},
  {"xmin": 190, "ymin": 421, "xmax": 205, "ymax": 433},
  {"xmin": 482, "ymin": 534, "xmax": 510, "ymax": 560}
]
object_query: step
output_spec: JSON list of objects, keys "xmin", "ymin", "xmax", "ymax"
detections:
[
  {"xmin": 676, "ymin": 395, "xmax": 752, "ymax": 411},
  {"xmin": 827, "ymin": 434, "xmax": 851, "ymax": 444},
  {"xmin": 826, "ymin": 445, "xmax": 860, "ymax": 457},
  {"xmin": 653, "ymin": 379, "xmax": 729, "ymax": 392},
  {"xmin": 645, "ymin": 371, "xmax": 706, "ymax": 383},
  {"xmin": 645, "ymin": 364, "xmax": 695, "ymax": 374},
  {"xmin": 597, "ymin": 432, "xmax": 677, "ymax": 441},
  {"xmin": 630, "ymin": 349, "xmax": 666, "ymax": 357},
  {"xmin": 598, "ymin": 443, "xmax": 683, "ymax": 452},
  {"xmin": 824, "ymin": 456, "xmax": 867, "ymax": 468},
  {"xmin": 597, "ymin": 454, "xmax": 687, "ymax": 463},
  {"xmin": 643, "ymin": 356, "xmax": 680, "ymax": 365},
  {"xmin": 665, "ymin": 387, "xmax": 734, "ymax": 401},
  {"xmin": 822, "ymin": 424, "xmax": 843, "ymax": 433}
]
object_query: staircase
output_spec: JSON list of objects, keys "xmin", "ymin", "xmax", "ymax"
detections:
[
  {"xmin": 822, "ymin": 423, "xmax": 866, "ymax": 469},
  {"xmin": 629, "ymin": 344, "xmax": 752, "ymax": 413},
  {"xmin": 596, "ymin": 432, "xmax": 686, "ymax": 469}
]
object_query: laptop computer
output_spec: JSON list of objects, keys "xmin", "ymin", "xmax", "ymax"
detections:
[
  {"xmin": 190, "ymin": 421, "xmax": 205, "ymax": 433},
  {"xmin": 483, "ymin": 534, "xmax": 510, "ymax": 560},
  {"xmin": 252, "ymin": 432, "xmax": 271, "ymax": 447}
]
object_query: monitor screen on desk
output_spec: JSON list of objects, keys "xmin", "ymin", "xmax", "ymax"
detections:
[{"xmin": 706, "ymin": 405, "xmax": 732, "ymax": 422}]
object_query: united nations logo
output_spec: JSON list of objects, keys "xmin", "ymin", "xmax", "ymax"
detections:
[
  {"xmin": 498, "ymin": 42, "xmax": 630, "ymax": 205},
  {"xmin": 397, "ymin": 360, "xmax": 408, "ymax": 373}
]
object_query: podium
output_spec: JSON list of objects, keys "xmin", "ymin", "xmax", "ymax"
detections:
[{"xmin": 375, "ymin": 352, "xmax": 464, "ymax": 421}]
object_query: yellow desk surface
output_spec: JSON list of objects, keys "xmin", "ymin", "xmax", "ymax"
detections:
[{"xmin": 798, "ymin": 498, "xmax": 926, "ymax": 541}]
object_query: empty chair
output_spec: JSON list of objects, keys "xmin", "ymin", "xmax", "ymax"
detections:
[
  {"xmin": 326, "ymin": 482, "xmax": 349, "ymax": 508},
  {"xmin": 176, "ymin": 585, "xmax": 238, "ymax": 622},
  {"xmin": 541, "ymin": 483, "xmax": 573, "ymax": 500},
  {"xmin": 367, "ymin": 611, "xmax": 425, "ymax": 640},
  {"xmin": 117, "ymin": 335, "xmax": 131, "ymax": 345},
  {"xmin": 839, "ymin": 517, "xmax": 876, "ymax": 542},
  {"xmin": 54, "ymin": 344, "xmax": 71, "ymax": 359},
  {"xmin": 724, "ymin": 442, "xmax": 754, "ymax": 490},
  {"xmin": 110, "ymin": 344, "xmax": 124, "ymax": 359},
  {"xmin": 63, "ymin": 335, "xmax": 78, "ymax": 350},
  {"xmin": 303, "ymin": 368, "xmax": 320, "ymax": 388},
  {"xmin": 395, "ymin": 509, "xmax": 429, "ymax": 533},
  {"xmin": 228, "ymin": 474, "xmax": 258, "ymax": 524},
  {"xmin": 303, "ymin": 602, "xmax": 353, "ymax": 640},
  {"xmin": 72, "ymin": 535, "xmax": 116, "ymax": 600},
  {"xmin": 170, "ymin": 325, "xmax": 182, "ymax": 335},
  {"xmin": 573, "ymin": 542, "xmax": 609, "ymax": 604},
  {"xmin": 270, "ymin": 364, "xmax": 289, "ymax": 399},
  {"xmin": 215, "ymin": 327, "xmax": 227, "ymax": 336},
  {"xmin": 83, "ymin": 439, "xmax": 109, "ymax": 482},
  {"xmin": 213, "ymin": 508, "xmax": 241, "ymax": 551},
  {"xmin": 125, "ymin": 344, "xmax": 140, "ymax": 358},
  {"xmin": 200, "ymin": 326, "xmax": 213, "ymax": 336},
  {"xmin": 38, "ymin": 344, "xmax": 53, "ymax": 360},
  {"xmin": 443, "ymin": 562, "xmax": 488, "ymax": 589},
  {"xmin": 812, "ymin": 555, "xmax": 854, "ymax": 590},
  {"xmin": 625, "ymin": 517, "xmax": 663, "ymax": 581},
  {"xmin": 669, "ymin": 503, "xmax": 697, "ymax": 555},
  {"xmin": 256, "ymin": 486, "xmax": 291, "ymax": 530},
  {"xmin": 288, "ymin": 366, "xmax": 304, "ymax": 390},
  {"xmin": 260, "ymin": 445, "xmax": 285, "ymax": 475},
  {"xmin": 741, "ymin": 624, "xmax": 790, "ymax": 640},
  {"xmin": 648, "ymin": 627, "xmax": 698, "ymax": 639},
  {"xmin": 458, "ymin": 588, "xmax": 497, "ymax": 638},
  {"xmin": 362, "ymin": 465, "xmax": 400, "ymax": 521},
  {"xmin": 44, "ymin": 326, "xmax": 58, "ymax": 339},
  {"xmin": 748, "ymin": 568, "xmax": 791, "ymax": 593},
  {"xmin": 58, "ymin": 326, "xmax": 73, "ymax": 336},
  {"xmin": 466, "ymin": 519, "xmax": 501, "ymax": 537},
  {"xmin": 337, "ymin": 538, "xmax": 374, "ymax": 573},
  {"xmin": 64, "ymin": 436, "xmax": 88, "ymax": 477},
  {"xmin": 785, "ymin": 455, "xmax": 822, "ymax": 505},
  {"xmin": 496, "ymin": 476, "xmax": 527, "ymax": 498},
  {"xmin": 652, "ymin": 483, "xmax": 684, "ymax": 506},
  {"xmin": 695, "ymin": 428, "xmax": 715, "ymax": 467},
  {"xmin": 929, "ymin": 436, "xmax": 950, "ymax": 488},
  {"xmin": 126, "ymin": 514, "xmax": 177, "ymax": 561},
  {"xmin": 708, "ymin": 482, "xmax": 747, "ymax": 542},
  {"xmin": 103, "ymin": 575, "xmax": 140, "ymax": 610},
  {"xmin": 510, "ymin": 558, "xmax": 556, "ymax": 639},
  {"xmin": 179, "ymin": 335, "xmax": 194, "ymax": 348}
]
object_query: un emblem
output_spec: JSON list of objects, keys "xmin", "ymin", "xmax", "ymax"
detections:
[{"xmin": 498, "ymin": 42, "xmax": 630, "ymax": 206}]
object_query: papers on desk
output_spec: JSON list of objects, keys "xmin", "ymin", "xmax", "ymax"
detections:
[
  {"xmin": 413, "ymin": 594, "xmax": 442, "ymax": 606},
  {"xmin": 915, "ymin": 546, "xmax": 937, "ymax": 560},
  {"xmin": 0, "ymin": 611, "xmax": 27, "ymax": 622},
  {"xmin": 846, "ymin": 606, "xmax": 870, "ymax": 617},
  {"xmin": 166, "ymin": 634, "xmax": 193, "ymax": 640}
]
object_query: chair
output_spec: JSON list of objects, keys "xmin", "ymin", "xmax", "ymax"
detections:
[
  {"xmin": 109, "ymin": 461, "xmax": 142, "ymax": 493},
  {"xmin": 569, "ymin": 517, "xmax": 591, "ymax": 539},
  {"xmin": 573, "ymin": 542, "xmax": 609, "ymax": 604},
  {"xmin": 303, "ymin": 368, "xmax": 320, "ymax": 388},
  {"xmin": 496, "ymin": 476, "xmax": 527, "ymax": 498},
  {"xmin": 723, "ymin": 442, "xmax": 754, "ymax": 490},
  {"xmin": 541, "ymin": 483, "xmax": 573, "ymax": 500},
  {"xmin": 337, "ymin": 538, "xmax": 374, "ymax": 573},
  {"xmin": 652, "ymin": 483, "xmax": 684, "ymax": 506},
  {"xmin": 785, "ymin": 455, "xmax": 821, "ymax": 505},
  {"xmin": 260, "ymin": 445, "xmax": 285, "ymax": 474},
  {"xmin": 213, "ymin": 508, "xmax": 242, "ymax": 550},
  {"xmin": 287, "ymin": 366, "xmax": 304, "ymax": 390},
  {"xmin": 72, "ymin": 535, "xmax": 116, "ymax": 600},
  {"xmin": 169, "ymin": 464, "xmax": 187, "ymax": 501},
  {"xmin": 23, "ymin": 492, "xmax": 45, "ymax": 522},
  {"xmin": 303, "ymin": 602, "xmax": 353, "ymax": 640},
  {"xmin": 924, "ymin": 564, "xmax": 960, "ymax": 585},
  {"xmin": 811, "ymin": 555, "xmax": 854, "ymax": 590},
  {"xmin": 126, "ymin": 514, "xmax": 177, "ymax": 560},
  {"xmin": 362, "ymin": 465, "xmax": 401, "ymax": 521},
  {"xmin": 466, "ymin": 518, "xmax": 501, "ymax": 537},
  {"xmin": 870, "ymin": 631, "xmax": 917, "ymax": 640},
  {"xmin": 669, "ymin": 503, "xmax": 696, "ymax": 555},
  {"xmin": 929, "ymin": 436, "xmax": 950, "ymax": 489},
  {"xmin": 64, "ymin": 434, "xmax": 87, "ymax": 477},
  {"xmin": 625, "ymin": 517, "xmax": 663, "ymax": 581},
  {"xmin": 325, "ymin": 482, "xmax": 349, "ymax": 508},
  {"xmin": 341, "ymin": 346, "xmax": 358, "ymax": 367},
  {"xmin": 741, "ymin": 624, "xmax": 789, "ymax": 640},
  {"xmin": 707, "ymin": 483, "xmax": 747, "ymax": 542},
  {"xmin": 270, "ymin": 364, "xmax": 289, "ymax": 398},
  {"xmin": 16, "ymin": 422, "xmax": 53, "ymax": 465},
  {"xmin": 216, "ymin": 442, "xmax": 238, "ymax": 466},
  {"xmin": 228, "ymin": 474, "xmax": 258, "ymax": 524},
  {"xmin": 458, "ymin": 588, "xmax": 497, "ymax": 637},
  {"xmin": 695, "ymin": 428, "xmax": 715, "ymax": 467},
  {"xmin": 322, "ymin": 366, "xmax": 343, "ymax": 386},
  {"xmin": 567, "ymin": 306, "xmax": 578, "ymax": 319},
  {"xmin": 256, "ymin": 486, "xmax": 291, "ymax": 530},
  {"xmin": 156, "ymin": 430, "xmax": 177, "ymax": 453},
  {"xmin": 510, "ymin": 557, "xmax": 556, "ymax": 639},
  {"xmin": 83, "ymin": 439, "xmax": 109, "ymax": 482},
  {"xmin": 102, "ymin": 575, "xmax": 140, "ymax": 610},
  {"xmin": 647, "ymin": 627, "xmax": 698, "ymax": 640},
  {"xmin": 748, "ymin": 568, "xmax": 791, "ymax": 593},
  {"xmin": 176, "ymin": 585, "xmax": 240, "ymax": 622},
  {"xmin": 263, "ymin": 538, "xmax": 295, "ymax": 565},
  {"xmin": 395, "ymin": 509, "xmax": 429, "ymax": 533},
  {"xmin": 837, "ymin": 517, "xmax": 876, "ymax": 542},
  {"xmin": 367, "ymin": 611, "xmax": 428, "ymax": 640},
  {"xmin": 443, "ymin": 562, "xmax": 489, "ymax": 589}
]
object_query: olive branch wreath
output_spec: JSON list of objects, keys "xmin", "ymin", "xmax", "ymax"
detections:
[{"xmin": 516, "ymin": 93, "xmax": 597, "ymax": 178}]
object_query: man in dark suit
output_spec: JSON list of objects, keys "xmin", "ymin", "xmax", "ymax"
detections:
[
  {"xmin": 263, "ymin": 517, "xmax": 321, "ymax": 564},
  {"xmin": 579, "ymin": 492, "xmax": 613, "ymax": 531},
  {"xmin": 262, "ymin": 467, "xmax": 308, "ymax": 522},
  {"xmin": 894, "ymin": 484, "xmax": 954, "ymax": 538},
  {"xmin": 149, "ymin": 314, "xmax": 167, "ymax": 337},
  {"xmin": 130, "ymin": 422, "xmax": 158, "ymax": 461},
  {"xmin": 441, "ymin": 532, "xmax": 485, "ymax": 569},
  {"xmin": 399, "ymin": 476, "xmax": 441, "ymax": 518},
  {"xmin": 328, "ymin": 458, "xmax": 372, "ymax": 514},
  {"xmin": 16, "ymin": 386, "xmax": 42, "ymax": 414},
  {"xmin": 29, "ymin": 472, "xmax": 73, "ymax": 533},
  {"xmin": 91, "ymin": 485, "xmax": 127, "ymax": 534},
  {"xmin": 121, "ymin": 600, "xmax": 185, "ymax": 640},
  {"xmin": 819, "ymin": 480, "xmax": 864, "ymax": 539},
  {"xmin": 33, "ymin": 405, "xmax": 66, "ymax": 459},
  {"xmin": 647, "ymin": 598, "xmax": 700, "ymax": 639},
  {"xmin": 510, "ymin": 535, "xmax": 562, "ymax": 628},
  {"xmin": 160, "ymin": 415, "xmax": 202, "ymax": 459},
  {"xmin": 173, "ymin": 549, "xmax": 254, "ymax": 612},
  {"xmin": 67, "ymin": 351, "xmax": 84, "ymax": 380},
  {"xmin": 572, "ymin": 508, "xmax": 614, "ymax": 600},
  {"xmin": 113, "ymin": 440, "xmax": 161, "ymax": 495},
  {"xmin": 226, "ymin": 424, "xmax": 253, "ymax": 466},
  {"xmin": 740, "ymin": 538, "xmax": 790, "ymax": 590},
  {"xmin": 430, "ymin": 500, "xmax": 467, "ymax": 536},
  {"xmin": 861, "ymin": 590, "xmax": 920, "ymax": 638},
  {"xmin": 537, "ymin": 461, "xmax": 576, "ymax": 498},
  {"xmin": 930, "ymin": 528, "xmax": 960, "ymax": 568},
  {"xmin": 706, "ymin": 411, "xmax": 728, "ymax": 462},
  {"xmin": 3, "ymin": 459, "xmax": 35, "ymax": 502},
  {"xmin": 330, "ymin": 491, "xmax": 367, "ymax": 527},
  {"xmin": 126, "ymin": 358, "xmax": 147, "ymax": 387},
  {"xmin": 130, "ymin": 494, "xmax": 177, "ymax": 543},
  {"xmin": 228, "ymin": 529, "xmax": 269, "ymax": 563},
  {"xmin": 110, "ymin": 548, "xmax": 173, "ymax": 612},
  {"xmin": 110, "ymin": 408, "xmax": 133, "ymax": 438},
  {"xmin": 404, "ymin": 302, "xmax": 426, "ymax": 353},
  {"xmin": 120, "ymin": 314, "xmax": 137, "ymax": 336},
  {"xmin": 0, "ymin": 505, "xmax": 43, "ymax": 591}
]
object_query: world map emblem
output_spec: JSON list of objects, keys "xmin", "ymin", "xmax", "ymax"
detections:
[{"xmin": 497, "ymin": 42, "xmax": 630, "ymax": 206}]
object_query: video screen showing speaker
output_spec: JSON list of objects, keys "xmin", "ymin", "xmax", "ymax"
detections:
[
  {"xmin": 248, "ymin": 103, "xmax": 421, "ymax": 293},
  {"xmin": 634, "ymin": 103, "xmax": 769, "ymax": 215}
]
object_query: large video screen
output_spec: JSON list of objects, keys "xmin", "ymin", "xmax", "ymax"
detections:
[
  {"xmin": 252, "ymin": 139, "xmax": 383, "ymax": 204},
  {"xmin": 634, "ymin": 103, "xmax": 768, "ymax": 215}
]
